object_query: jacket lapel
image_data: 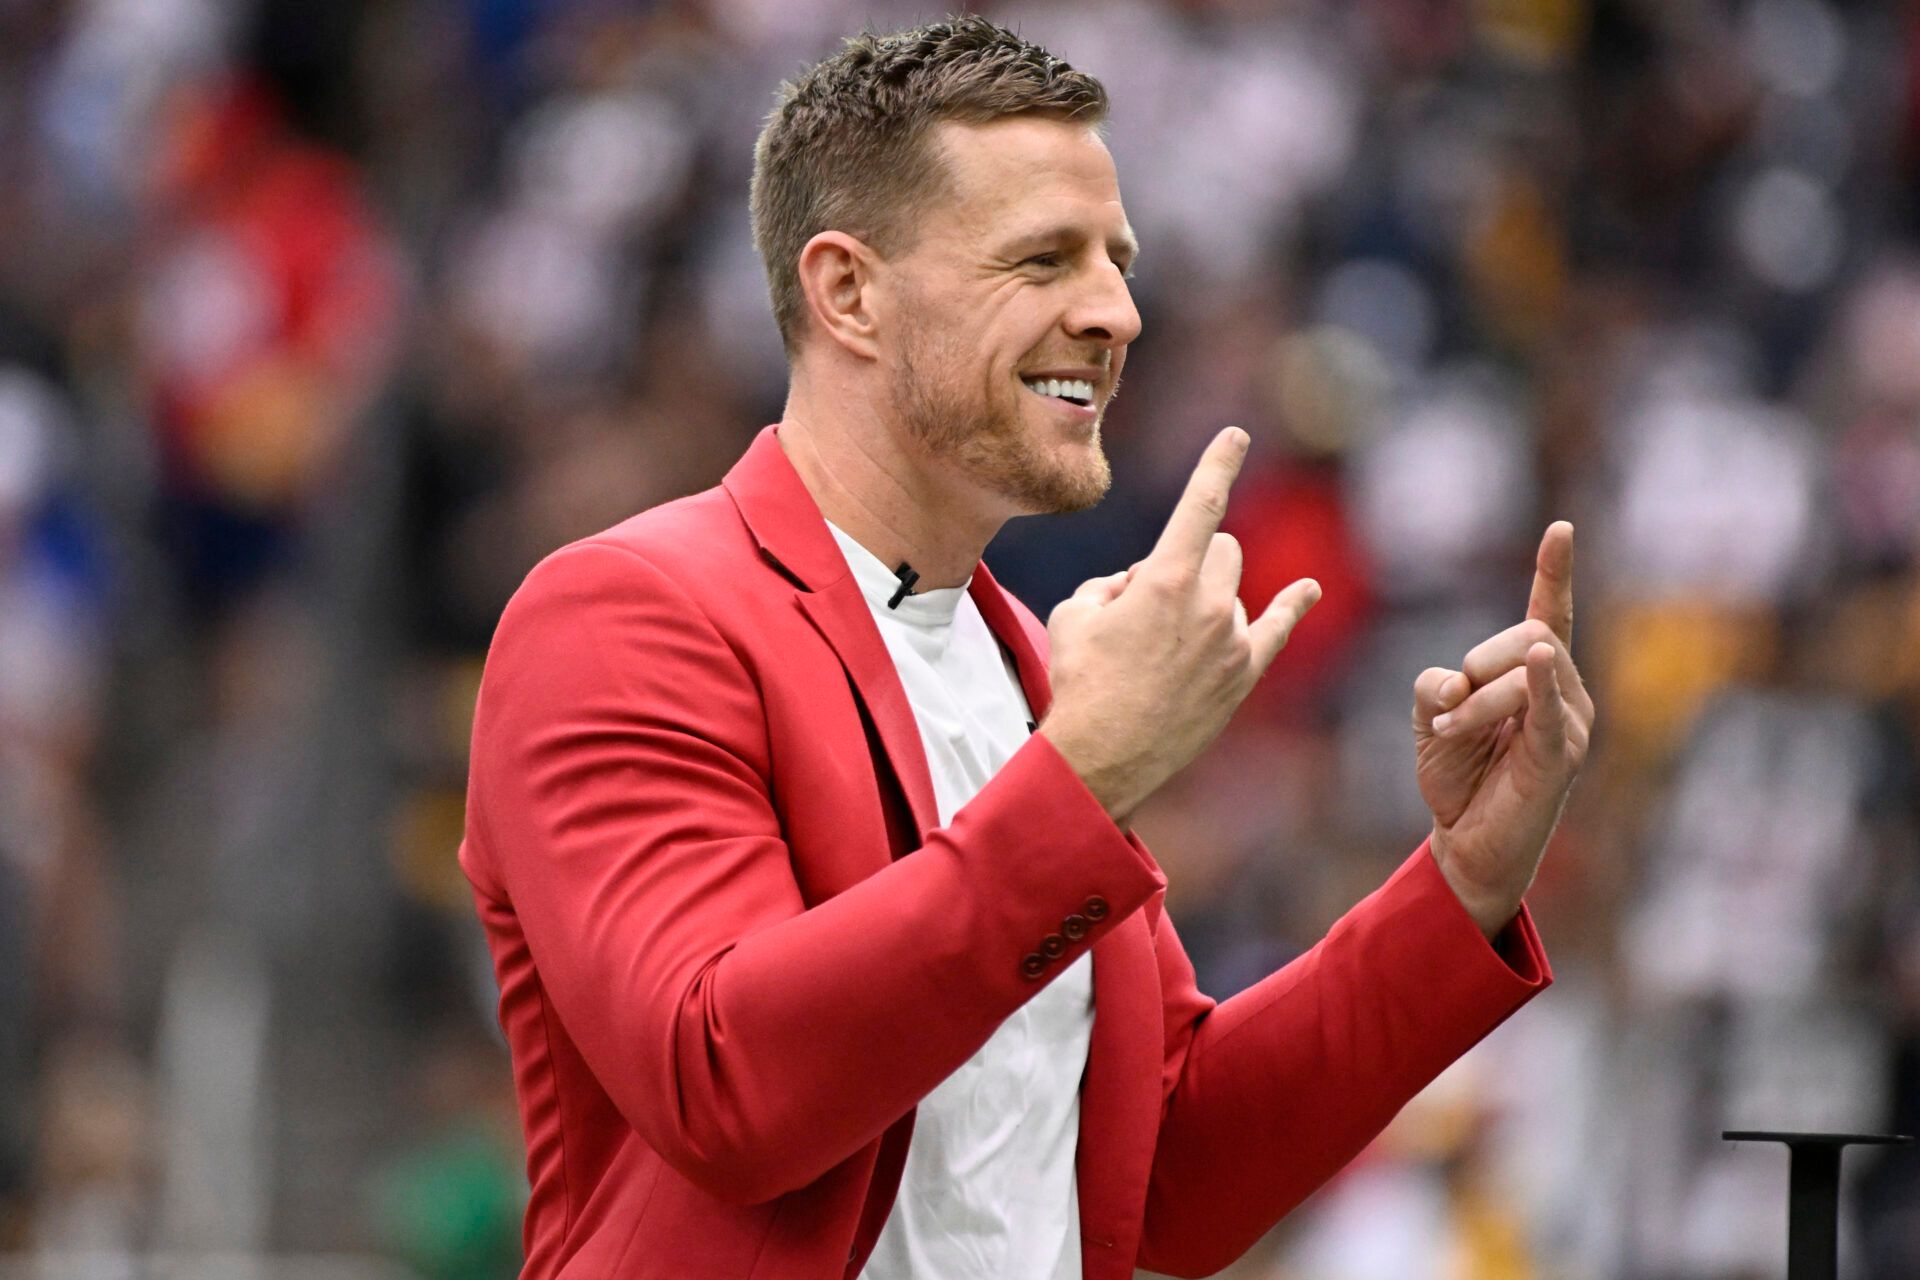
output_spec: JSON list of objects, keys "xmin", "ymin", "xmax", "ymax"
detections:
[
  {"xmin": 1074, "ymin": 910, "xmax": 1164, "ymax": 1273},
  {"xmin": 965, "ymin": 559, "xmax": 1052, "ymax": 722},
  {"xmin": 722, "ymin": 426, "xmax": 941, "ymax": 842},
  {"xmin": 797, "ymin": 584, "xmax": 942, "ymax": 839}
]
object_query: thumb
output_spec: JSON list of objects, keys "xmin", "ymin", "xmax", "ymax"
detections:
[{"xmin": 1248, "ymin": 578, "xmax": 1322, "ymax": 673}]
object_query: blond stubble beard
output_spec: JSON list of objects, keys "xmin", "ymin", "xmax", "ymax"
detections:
[{"xmin": 891, "ymin": 310, "xmax": 1112, "ymax": 515}]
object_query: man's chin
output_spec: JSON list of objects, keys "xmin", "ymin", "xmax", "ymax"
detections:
[
  {"xmin": 1049, "ymin": 442, "xmax": 1112, "ymax": 513},
  {"xmin": 995, "ymin": 428, "xmax": 1112, "ymax": 515}
]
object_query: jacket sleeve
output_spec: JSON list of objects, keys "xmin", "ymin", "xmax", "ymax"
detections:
[
  {"xmin": 464, "ymin": 540, "xmax": 1166, "ymax": 1206},
  {"xmin": 1135, "ymin": 841, "xmax": 1550, "ymax": 1278}
]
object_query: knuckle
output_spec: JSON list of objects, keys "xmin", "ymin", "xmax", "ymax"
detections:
[{"xmin": 1148, "ymin": 563, "xmax": 1196, "ymax": 594}]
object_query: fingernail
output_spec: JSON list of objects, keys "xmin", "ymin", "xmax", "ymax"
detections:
[{"xmin": 1433, "ymin": 713, "xmax": 1453, "ymax": 734}]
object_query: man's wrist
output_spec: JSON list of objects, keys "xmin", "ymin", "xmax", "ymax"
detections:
[
  {"xmin": 1429, "ymin": 829, "xmax": 1522, "ymax": 942},
  {"xmin": 1035, "ymin": 716, "xmax": 1140, "ymax": 829}
]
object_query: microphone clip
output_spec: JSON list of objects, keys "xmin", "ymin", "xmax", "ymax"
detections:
[{"xmin": 887, "ymin": 563, "xmax": 919, "ymax": 609}]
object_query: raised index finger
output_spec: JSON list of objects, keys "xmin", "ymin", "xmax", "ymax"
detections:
[
  {"xmin": 1526, "ymin": 521, "xmax": 1575, "ymax": 646},
  {"xmin": 1150, "ymin": 427, "xmax": 1249, "ymax": 569}
]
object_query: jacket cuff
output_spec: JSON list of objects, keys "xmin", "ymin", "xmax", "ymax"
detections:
[
  {"xmin": 948, "ymin": 730, "xmax": 1167, "ymax": 987},
  {"xmin": 1019, "ymin": 728, "xmax": 1167, "ymax": 879},
  {"xmin": 1404, "ymin": 837, "xmax": 1551, "ymax": 991}
]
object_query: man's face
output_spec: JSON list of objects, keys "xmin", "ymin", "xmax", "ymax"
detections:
[{"xmin": 877, "ymin": 116, "xmax": 1142, "ymax": 516}]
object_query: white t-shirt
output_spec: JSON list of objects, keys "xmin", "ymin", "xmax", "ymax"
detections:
[{"xmin": 826, "ymin": 521, "xmax": 1094, "ymax": 1280}]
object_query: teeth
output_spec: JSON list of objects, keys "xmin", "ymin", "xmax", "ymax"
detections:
[{"xmin": 1022, "ymin": 377, "xmax": 1096, "ymax": 403}]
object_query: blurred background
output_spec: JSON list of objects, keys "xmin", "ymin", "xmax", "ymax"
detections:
[{"xmin": 1, "ymin": 0, "xmax": 1917, "ymax": 1276}]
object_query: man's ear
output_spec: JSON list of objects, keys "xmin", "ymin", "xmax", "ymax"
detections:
[{"xmin": 796, "ymin": 231, "xmax": 883, "ymax": 360}]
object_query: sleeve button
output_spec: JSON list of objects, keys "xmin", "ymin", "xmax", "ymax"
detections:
[
  {"xmin": 1061, "ymin": 914, "xmax": 1088, "ymax": 941},
  {"xmin": 1040, "ymin": 933, "xmax": 1067, "ymax": 959},
  {"xmin": 1083, "ymin": 895, "xmax": 1110, "ymax": 922},
  {"xmin": 1020, "ymin": 953, "xmax": 1047, "ymax": 980}
]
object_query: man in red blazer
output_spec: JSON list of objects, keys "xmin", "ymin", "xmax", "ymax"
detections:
[{"xmin": 461, "ymin": 17, "xmax": 1593, "ymax": 1279}]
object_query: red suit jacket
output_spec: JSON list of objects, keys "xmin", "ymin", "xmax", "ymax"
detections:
[{"xmin": 461, "ymin": 424, "xmax": 1551, "ymax": 1279}]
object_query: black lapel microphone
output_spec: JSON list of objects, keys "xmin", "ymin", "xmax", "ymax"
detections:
[{"xmin": 887, "ymin": 562, "xmax": 919, "ymax": 609}]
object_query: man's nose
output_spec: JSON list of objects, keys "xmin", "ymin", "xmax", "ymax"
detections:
[{"xmin": 1068, "ymin": 265, "xmax": 1143, "ymax": 348}]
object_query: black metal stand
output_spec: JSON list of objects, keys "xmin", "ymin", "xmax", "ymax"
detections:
[{"xmin": 1721, "ymin": 1131, "xmax": 1912, "ymax": 1280}]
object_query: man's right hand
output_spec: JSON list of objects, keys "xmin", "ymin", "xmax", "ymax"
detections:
[{"xmin": 1036, "ymin": 427, "xmax": 1321, "ymax": 828}]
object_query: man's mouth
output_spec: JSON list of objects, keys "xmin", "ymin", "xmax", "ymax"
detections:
[{"xmin": 1020, "ymin": 377, "xmax": 1095, "ymax": 408}]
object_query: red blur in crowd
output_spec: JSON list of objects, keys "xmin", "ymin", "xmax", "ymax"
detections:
[{"xmin": 141, "ymin": 76, "xmax": 403, "ymax": 516}]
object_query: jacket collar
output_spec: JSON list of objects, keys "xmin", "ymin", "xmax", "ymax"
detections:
[
  {"xmin": 721, "ymin": 423, "xmax": 1054, "ymax": 833},
  {"xmin": 720, "ymin": 424, "xmax": 857, "ymax": 593},
  {"xmin": 720, "ymin": 426, "xmax": 1047, "ymax": 708}
]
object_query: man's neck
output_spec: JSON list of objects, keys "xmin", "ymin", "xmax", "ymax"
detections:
[{"xmin": 775, "ymin": 399, "xmax": 1002, "ymax": 592}]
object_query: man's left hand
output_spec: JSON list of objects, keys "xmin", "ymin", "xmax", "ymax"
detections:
[{"xmin": 1411, "ymin": 521, "xmax": 1594, "ymax": 939}]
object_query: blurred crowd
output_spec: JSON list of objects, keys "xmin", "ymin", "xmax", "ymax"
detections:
[{"xmin": 1, "ymin": 0, "xmax": 1918, "ymax": 1276}]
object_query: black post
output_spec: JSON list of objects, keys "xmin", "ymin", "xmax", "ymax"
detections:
[{"xmin": 1722, "ymin": 1131, "xmax": 1912, "ymax": 1280}]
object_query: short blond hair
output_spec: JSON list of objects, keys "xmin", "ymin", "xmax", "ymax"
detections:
[{"xmin": 749, "ymin": 17, "xmax": 1108, "ymax": 352}]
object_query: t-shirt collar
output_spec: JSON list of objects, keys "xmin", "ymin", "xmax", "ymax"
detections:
[{"xmin": 824, "ymin": 519, "xmax": 972, "ymax": 628}]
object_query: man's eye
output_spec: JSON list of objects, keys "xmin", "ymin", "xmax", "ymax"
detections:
[{"xmin": 1022, "ymin": 253, "xmax": 1064, "ymax": 269}]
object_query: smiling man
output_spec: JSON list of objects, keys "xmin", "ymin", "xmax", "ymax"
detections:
[{"xmin": 461, "ymin": 17, "xmax": 1590, "ymax": 1280}]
